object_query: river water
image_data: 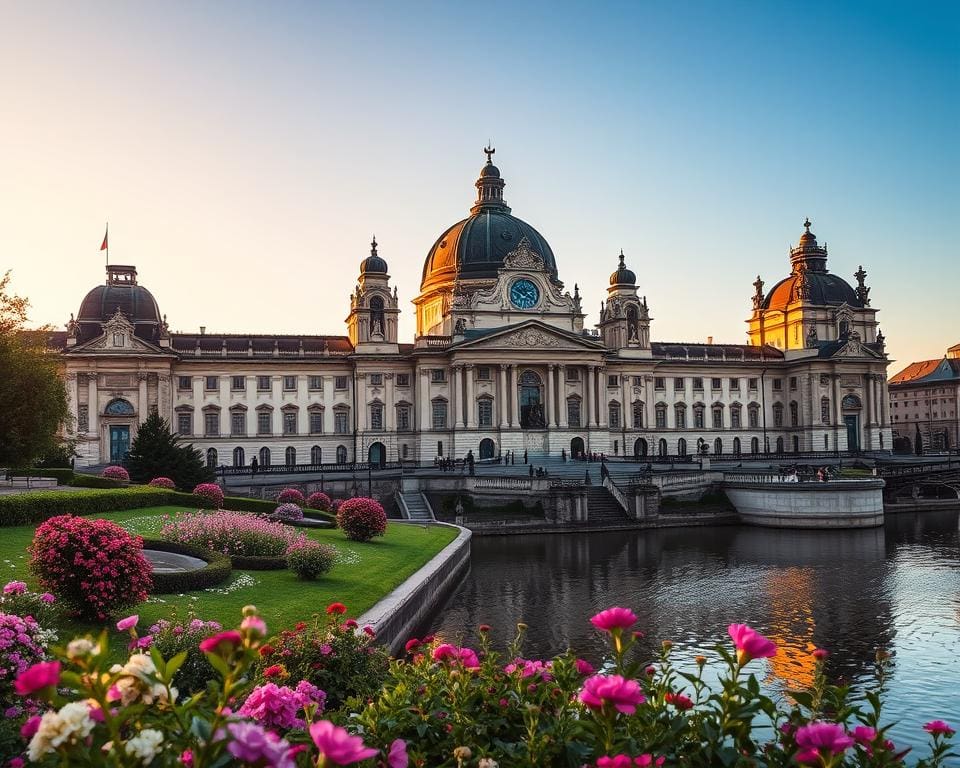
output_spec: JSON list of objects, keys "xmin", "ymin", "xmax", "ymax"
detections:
[{"xmin": 422, "ymin": 509, "xmax": 960, "ymax": 750}]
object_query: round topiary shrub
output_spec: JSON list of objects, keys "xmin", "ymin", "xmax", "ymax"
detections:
[
  {"xmin": 277, "ymin": 488, "xmax": 306, "ymax": 505},
  {"xmin": 306, "ymin": 491, "xmax": 332, "ymax": 511},
  {"xmin": 29, "ymin": 515, "xmax": 152, "ymax": 621},
  {"xmin": 286, "ymin": 540, "xmax": 336, "ymax": 580},
  {"xmin": 193, "ymin": 482, "xmax": 224, "ymax": 509},
  {"xmin": 101, "ymin": 465, "xmax": 130, "ymax": 482},
  {"xmin": 271, "ymin": 503, "xmax": 304, "ymax": 522},
  {"xmin": 336, "ymin": 497, "xmax": 387, "ymax": 542},
  {"xmin": 148, "ymin": 476, "xmax": 176, "ymax": 489}
]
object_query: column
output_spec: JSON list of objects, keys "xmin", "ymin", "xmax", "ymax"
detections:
[
  {"xmin": 138, "ymin": 373, "xmax": 149, "ymax": 424},
  {"xmin": 558, "ymin": 365, "xmax": 568, "ymax": 427},
  {"xmin": 419, "ymin": 368, "xmax": 430, "ymax": 431},
  {"xmin": 546, "ymin": 364, "xmax": 555, "ymax": 428},
  {"xmin": 509, "ymin": 365, "xmax": 518, "ymax": 426},
  {"xmin": 67, "ymin": 373, "xmax": 78, "ymax": 431},
  {"xmin": 87, "ymin": 373, "xmax": 100, "ymax": 457},
  {"xmin": 597, "ymin": 367, "xmax": 608, "ymax": 427},
  {"xmin": 271, "ymin": 376, "xmax": 282, "ymax": 434},
  {"xmin": 246, "ymin": 376, "xmax": 258, "ymax": 436},
  {"xmin": 218, "ymin": 375, "xmax": 230, "ymax": 435},
  {"xmin": 452, "ymin": 365, "xmax": 464, "ymax": 428},
  {"xmin": 385, "ymin": 373, "xmax": 395, "ymax": 431},
  {"xmin": 498, "ymin": 365, "xmax": 508, "ymax": 428},
  {"xmin": 356, "ymin": 374, "xmax": 366, "ymax": 432},
  {"xmin": 832, "ymin": 373, "xmax": 842, "ymax": 448},
  {"xmin": 297, "ymin": 374, "xmax": 309, "ymax": 434},
  {"xmin": 465, "ymin": 365, "xmax": 476, "ymax": 428},
  {"xmin": 587, "ymin": 365, "xmax": 597, "ymax": 427},
  {"xmin": 192, "ymin": 377, "xmax": 203, "ymax": 436}
]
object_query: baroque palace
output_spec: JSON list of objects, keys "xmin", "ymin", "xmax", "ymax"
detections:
[{"xmin": 52, "ymin": 150, "xmax": 893, "ymax": 468}]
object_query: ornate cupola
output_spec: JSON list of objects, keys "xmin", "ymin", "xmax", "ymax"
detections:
[
  {"xmin": 347, "ymin": 236, "xmax": 400, "ymax": 353},
  {"xmin": 598, "ymin": 250, "xmax": 651, "ymax": 354},
  {"xmin": 790, "ymin": 218, "xmax": 829, "ymax": 274},
  {"xmin": 471, "ymin": 145, "xmax": 510, "ymax": 214}
]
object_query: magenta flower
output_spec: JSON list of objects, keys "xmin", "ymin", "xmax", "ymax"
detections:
[
  {"xmin": 579, "ymin": 674, "xmax": 646, "ymax": 714},
  {"xmin": 3, "ymin": 581, "xmax": 27, "ymax": 595},
  {"xmin": 924, "ymin": 720, "xmax": 956, "ymax": 736},
  {"xmin": 39, "ymin": 593, "xmax": 55, "ymax": 603},
  {"xmin": 852, "ymin": 725, "xmax": 877, "ymax": 745},
  {"xmin": 241, "ymin": 615, "xmax": 268, "ymax": 638},
  {"xmin": 795, "ymin": 722, "xmax": 855, "ymax": 763},
  {"xmin": 13, "ymin": 660, "xmax": 61, "ymax": 696},
  {"xmin": 116, "ymin": 614, "xmax": 139, "ymax": 632},
  {"xmin": 596, "ymin": 756, "xmax": 634, "ymax": 768},
  {"xmin": 812, "ymin": 647, "xmax": 829, "ymax": 661},
  {"xmin": 309, "ymin": 720, "xmax": 378, "ymax": 765},
  {"xmin": 432, "ymin": 643, "xmax": 480, "ymax": 669},
  {"xmin": 20, "ymin": 715, "xmax": 41, "ymax": 740},
  {"xmin": 387, "ymin": 739, "xmax": 408, "ymax": 768},
  {"xmin": 590, "ymin": 607, "xmax": 637, "ymax": 633},
  {"xmin": 575, "ymin": 658, "xmax": 595, "ymax": 676},
  {"xmin": 727, "ymin": 623, "xmax": 777, "ymax": 665},
  {"xmin": 199, "ymin": 630, "xmax": 244, "ymax": 654}
]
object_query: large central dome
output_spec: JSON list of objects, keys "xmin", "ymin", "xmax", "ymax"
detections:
[{"xmin": 420, "ymin": 150, "xmax": 558, "ymax": 292}]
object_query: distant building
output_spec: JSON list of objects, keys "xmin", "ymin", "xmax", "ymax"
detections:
[
  {"xmin": 889, "ymin": 343, "xmax": 960, "ymax": 451},
  {"xmin": 47, "ymin": 150, "xmax": 893, "ymax": 467}
]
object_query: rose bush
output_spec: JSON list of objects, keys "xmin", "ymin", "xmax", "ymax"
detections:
[
  {"xmin": 270, "ymin": 503, "xmax": 305, "ymax": 522},
  {"xmin": 336, "ymin": 497, "xmax": 387, "ymax": 542},
  {"xmin": 148, "ymin": 617, "xmax": 223, "ymax": 695},
  {"xmin": 286, "ymin": 539, "xmax": 337, "ymax": 580},
  {"xmin": 306, "ymin": 491, "xmax": 332, "ymax": 512},
  {"xmin": 100, "ymin": 465, "xmax": 129, "ymax": 481},
  {"xmin": 192, "ymin": 482, "xmax": 224, "ymax": 509},
  {"xmin": 277, "ymin": 488, "xmax": 306, "ymax": 505},
  {"xmin": 0, "ymin": 581, "xmax": 56, "ymax": 623},
  {"xmin": 29, "ymin": 515, "xmax": 151, "ymax": 621},
  {"xmin": 147, "ymin": 476, "xmax": 176, "ymax": 489},
  {"xmin": 159, "ymin": 510, "xmax": 310, "ymax": 558}
]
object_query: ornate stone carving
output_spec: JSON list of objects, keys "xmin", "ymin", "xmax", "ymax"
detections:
[
  {"xmin": 498, "ymin": 328, "xmax": 561, "ymax": 348},
  {"xmin": 752, "ymin": 276, "xmax": 764, "ymax": 309},
  {"xmin": 502, "ymin": 236, "xmax": 545, "ymax": 271}
]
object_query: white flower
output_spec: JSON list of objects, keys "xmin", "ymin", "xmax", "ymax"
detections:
[
  {"xmin": 478, "ymin": 760, "xmax": 499, "ymax": 768},
  {"xmin": 67, "ymin": 638, "xmax": 100, "ymax": 659},
  {"xmin": 122, "ymin": 653, "xmax": 156, "ymax": 681},
  {"xmin": 28, "ymin": 702, "xmax": 96, "ymax": 761},
  {"xmin": 126, "ymin": 728, "xmax": 164, "ymax": 765}
]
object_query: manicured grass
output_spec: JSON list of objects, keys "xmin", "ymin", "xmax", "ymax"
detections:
[{"xmin": 0, "ymin": 505, "xmax": 457, "ymax": 645}]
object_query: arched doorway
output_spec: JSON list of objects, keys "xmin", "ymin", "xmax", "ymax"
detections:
[
  {"xmin": 232, "ymin": 446, "xmax": 245, "ymax": 467},
  {"xmin": 518, "ymin": 370, "xmax": 544, "ymax": 428},
  {"xmin": 634, "ymin": 437, "xmax": 648, "ymax": 458},
  {"xmin": 479, "ymin": 438, "xmax": 495, "ymax": 460},
  {"xmin": 714, "ymin": 437, "xmax": 723, "ymax": 456},
  {"xmin": 841, "ymin": 394, "xmax": 862, "ymax": 452},
  {"xmin": 792, "ymin": 435, "xmax": 800, "ymax": 453},
  {"xmin": 206, "ymin": 448, "xmax": 217, "ymax": 468},
  {"xmin": 368, "ymin": 441, "xmax": 386, "ymax": 468},
  {"xmin": 259, "ymin": 447, "xmax": 271, "ymax": 466},
  {"xmin": 658, "ymin": 438, "xmax": 668, "ymax": 457},
  {"xmin": 750, "ymin": 437, "xmax": 759, "ymax": 455},
  {"xmin": 776, "ymin": 437, "xmax": 784, "ymax": 454},
  {"xmin": 677, "ymin": 438, "xmax": 687, "ymax": 456},
  {"xmin": 336, "ymin": 445, "xmax": 348, "ymax": 464},
  {"xmin": 733, "ymin": 437, "xmax": 741, "ymax": 455},
  {"xmin": 311, "ymin": 446, "xmax": 322, "ymax": 465},
  {"xmin": 285, "ymin": 447, "xmax": 296, "ymax": 466},
  {"xmin": 570, "ymin": 436, "xmax": 585, "ymax": 458}
]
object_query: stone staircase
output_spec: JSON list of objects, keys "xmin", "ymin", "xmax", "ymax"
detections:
[
  {"xmin": 400, "ymin": 491, "xmax": 434, "ymax": 522},
  {"xmin": 585, "ymin": 487, "xmax": 631, "ymax": 523}
]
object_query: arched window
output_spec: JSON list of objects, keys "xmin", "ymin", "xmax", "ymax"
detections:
[
  {"xmin": 733, "ymin": 437, "xmax": 741, "ymax": 455},
  {"xmin": 773, "ymin": 402, "xmax": 784, "ymax": 427},
  {"xmin": 608, "ymin": 401, "xmax": 621, "ymax": 429},
  {"xmin": 259, "ymin": 447, "xmax": 271, "ymax": 466},
  {"xmin": 285, "ymin": 447, "xmax": 296, "ymax": 466},
  {"xmin": 232, "ymin": 446, "xmax": 245, "ymax": 467},
  {"xmin": 369, "ymin": 401, "xmax": 384, "ymax": 431},
  {"xmin": 748, "ymin": 404, "xmax": 760, "ymax": 428},
  {"xmin": 104, "ymin": 398, "xmax": 136, "ymax": 416},
  {"xmin": 693, "ymin": 403, "xmax": 705, "ymax": 429},
  {"xmin": 431, "ymin": 398, "xmax": 448, "ymax": 430},
  {"xmin": 674, "ymin": 403, "xmax": 687, "ymax": 429},
  {"xmin": 206, "ymin": 448, "xmax": 217, "ymax": 468},
  {"xmin": 658, "ymin": 438, "xmax": 668, "ymax": 457},
  {"xmin": 792, "ymin": 435, "xmax": 800, "ymax": 453},
  {"xmin": 677, "ymin": 437, "xmax": 687, "ymax": 456},
  {"xmin": 776, "ymin": 436, "xmax": 784, "ymax": 453},
  {"xmin": 821, "ymin": 397, "xmax": 831, "ymax": 424},
  {"xmin": 634, "ymin": 438, "xmax": 648, "ymax": 457},
  {"xmin": 477, "ymin": 396, "xmax": 493, "ymax": 428},
  {"xmin": 730, "ymin": 403, "xmax": 742, "ymax": 429},
  {"xmin": 655, "ymin": 403, "xmax": 667, "ymax": 429},
  {"xmin": 714, "ymin": 437, "xmax": 723, "ymax": 455},
  {"xmin": 750, "ymin": 437, "xmax": 760, "ymax": 455},
  {"xmin": 841, "ymin": 394, "xmax": 862, "ymax": 410},
  {"xmin": 631, "ymin": 400, "xmax": 644, "ymax": 428},
  {"xmin": 567, "ymin": 396, "xmax": 582, "ymax": 428},
  {"xmin": 311, "ymin": 445, "xmax": 322, "ymax": 465},
  {"xmin": 370, "ymin": 295, "xmax": 385, "ymax": 336},
  {"xmin": 790, "ymin": 401, "xmax": 799, "ymax": 427},
  {"xmin": 712, "ymin": 404, "xmax": 724, "ymax": 429},
  {"xmin": 336, "ymin": 445, "xmax": 348, "ymax": 464}
]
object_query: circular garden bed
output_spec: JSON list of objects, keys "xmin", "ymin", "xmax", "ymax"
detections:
[{"xmin": 140, "ymin": 538, "xmax": 233, "ymax": 593}]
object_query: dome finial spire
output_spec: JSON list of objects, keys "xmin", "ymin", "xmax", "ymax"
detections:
[
  {"xmin": 371, "ymin": 235, "xmax": 378, "ymax": 256},
  {"xmin": 484, "ymin": 143, "xmax": 495, "ymax": 164},
  {"xmin": 804, "ymin": 217, "xmax": 812, "ymax": 232},
  {"xmin": 619, "ymin": 249, "xmax": 625, "ymax": 266}
]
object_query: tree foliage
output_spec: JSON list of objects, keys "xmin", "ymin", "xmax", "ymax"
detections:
[
  {"xmin": 0, "ymin": 272, "xmax": 70, "ymax": 467},
  {"xmin": 125, "ymin": 411, "xmax": 214, "ymax": 489}
]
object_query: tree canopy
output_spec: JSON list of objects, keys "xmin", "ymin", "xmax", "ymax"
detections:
[{"xmin": 125, "ymin": 411, "xmax": 214, "ymax": 489}]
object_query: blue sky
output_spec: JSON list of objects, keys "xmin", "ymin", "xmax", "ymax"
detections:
[{"xmin": 0, "ymin": 1, "xmax": 956, "ymax": 369}]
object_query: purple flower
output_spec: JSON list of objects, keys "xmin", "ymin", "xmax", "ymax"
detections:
[
  {"xmin": 388, "ymin": 739, "xmax": 408, "ymax": 768},
  {"xmin": 795, "ymin": 722, "xmax": 855, "ymax": 763},
  {"xmin": 3, "ymin": 581, "xmax": 27, "ymax": 595},
  {"xmin": 226, "ymin": 722, "xmax": 294, "ymax": 768}
]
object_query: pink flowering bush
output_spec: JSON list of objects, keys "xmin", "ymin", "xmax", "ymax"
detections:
[
  {"xmin": 286, "ymin": 539, "xmax": 336, "ymax": 580},
  {"xmin": 238, "ymin": 679, "xmax": 326, "ymax": 729},
  {"xmin": 277, "ymin": 488, "xmax": 306, "ymax": 505},
  {"xmin": 29, "ymin": 515, "xmax": 151, "ymax": 621},
  {"xmin": 192, "ymin": 482, "xmax": 224, "ymax": 509},
  {"xmin": 0, "ymin": 581, "xmax": 56, "ymax": 622},
  {"xmin": 160, "ymin": 509, "xmax": 310, "ymax": 557},
  {"xmin": 0, "ymin": 614, "xmax": 52, "ymax": 715},
  {"xmin": 100, "ymin": 465, "xmax": 129, "ymax": 481},
  {"xmin": 306, "ymin": 491, "xmax": 332, "ymax": 511},
  {"xmin": 147, "ymin": 476, "xmax": 175, "ymax": 489},
  {"xmin": 336, "ymin": 496, "xmax": 387, "ymax": 542},
  {"xmin": 271, "ymin": 502, "xmax": 305, "ymax": 522},
  {"xmin": 149, "ymin": 617, "xmax": 223, "ymax": 695}
]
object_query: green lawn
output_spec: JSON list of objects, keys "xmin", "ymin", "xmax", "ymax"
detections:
[{"xmin": 0, "ymin": 506, "xmax": 457, "ymax": 644}]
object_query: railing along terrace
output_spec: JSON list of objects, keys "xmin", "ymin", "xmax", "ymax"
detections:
[
  {"xmin": 602, "ymin": 477, "xmax": 630, "ymax": 511},
  {"xmin": 548, "ymin": 479, "xmax": 585, "ymax": 489},
  {"xmin": 474, "ymin": 477, "xmax": 533, "ymax": 491},
  {"xmin": 216, "ymin": 461, "xmax": 402, "ymax": 476}
]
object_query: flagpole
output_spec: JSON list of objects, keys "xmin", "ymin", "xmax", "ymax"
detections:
[{"xmin": 106, "ymin": 222, "xmax": 109, "ymax": 266}]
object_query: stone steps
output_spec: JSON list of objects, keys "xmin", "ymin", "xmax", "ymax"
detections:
[
  {"xmin": 401, "ymin": 492, "xmax": 434, "ymax": 521},
  {"xmin": 585, "ymin": 487, "xmax": 631, "ymax": 522}
]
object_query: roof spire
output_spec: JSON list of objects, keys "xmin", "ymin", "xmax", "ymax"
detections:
[
  {"xmin": 484, "ymin": 143, "xmax": 495, "ymax": 164},
  {"xmin": 471, "ymin": 146, "xmax": 509, "ymax": 214},
  {"xmin": 804, "ymin": 217, "xmax": 812, "ymax": 232},
  {"xmin": 370, "ymin": 235, "xmax": 378, "ymax": 256}
]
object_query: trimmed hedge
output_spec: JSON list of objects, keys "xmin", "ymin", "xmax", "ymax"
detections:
[
  {"xmin": 140, "ymin": 538, "xmax": 233, "ymax": 594},
  {"xmin": 303, "ymin": 508, "xmax": 337, "ymax": 525},
  {"xmin": 7, "ymin": 468, "xmax": 75, "ymax": 484},
  {"xmin": 0, "ymin": 487, "xmax": 175, "ymax": 527},
  {"xmin": 167, "ymin": 491, "xmax": 337, "ymax": 524},
  {"xmin": 70, "ymin": 475, "xmax": 125, "ymax": 489},
  {"xmin": 230, "ymin": 553, "xmax": 288, "ymax": 571}
]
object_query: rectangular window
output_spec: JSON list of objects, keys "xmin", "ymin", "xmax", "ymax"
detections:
[
  {"xmin": 335, "ymin": 376, "xmax": 349, "ymax": 390},
  {"xmin": 609, "ymin": 404, "xmax": 621, "ymax": 428},
  {"xmin": 676, "ymin": 408, "xmax": 686, "ymax": 428},
  {"xmin": 283, "ymin": 411, "xmax": 297, "ymax": 435},
  {"xmin": 789, "ymin": 376, "xmax": 798, "ymax": 390},
  {"xmin": 204, "ymin": 412, "xmax": 219, "ymax": 436},
  {"xmin": 431, "ymin": 369, "xmax": 446, "ymax": 383},
  {"xmin": 178, "ymin": 413, "xmax": 192, "ymax": 435},
  {"xmin": 608, "ymin": 374, "xmax": 619, "ymax": 387},
  {"xmin": 729, "ymin": 377, "xmax": 740, "ymax": 390},
  {"xmin": 257, "ymin": 376, "xmax": 271, "ymax": 391},
  {"xmin": 77, "ymin": 405, "xmax": 89, "ymax": 432},
  {"xmin": 772, "ymin": 378, "xmax": 783, "ymax": 391},
  {"xmin": 257, "ymin": 412, "xmax": 271, "ymax": 435},
  {"xmin": 283, "ymin": 376, "xmax": 297, "ymax": 391},
  {"xmin": 369, "ymin": 373, "xmax": 383, "ymax": 386},
  {"xmin": 632, "ymin": 376, "xmax": 643, "ymax": 387},
  {"xmin": 231, "ymin": 376, "xmax": 245, "ymax": 391},
  {"xmin": 437, "ymin": 441, "xmax": 444, "ymax": 456},
  {"xmin": 693, "ymin": 377, "xmax": 703, "ymax": 391},
  {"xmin": 370, "ymin": 404, "xmax": 384, "ymax": 430},
  {"xmin": 748, "ymin": 378, "xmax": 758, "ymax": 391},
  {"xmin": 748, "ymin": 408, "xmax": 759, "ymax": 428},
  {"xmin": 655, "ymin": 408, "xmax": 667, "ymax": 429},
  {"xmin": 774, "ymin": 408, "xmax": 784, "ymax": 427},
  {"xmin": 478, "ymin": 399, "xmax": 493, "ymax": 427},
  {"xmin": 397, "ymin": 405, "xmax": 411, "ymax": 431},
  {"xmin": 566, "ymin": 369, "xmax": 581, "ymax": 382},
  {"xmin": 476, "ymin": 366, "xmax": 491, "ymax": 381},
  {"xmin": 432, "ymin": 401, "xmax": 447, "ymax": 429},
  {"xmin": 711, "ymin": 378, "xmax": 722, "ymax": 390},
  {"xmin": 694, "ymin": 408, "xmax": 705, "ymax": 429},
  {"xmin": 178, "ymin": 376, "xmax": 191, "ymax": 390},
  {"xmin": 334, "ymin": 410, "xmax": 349, "ymax": 434},
  {"xmin": 712, "ymin": 409, "xmax": 723, "ymax": 429},
  {"xmin": 396, "ymin": 374, "xmax": 410, "ymax": 387},
  {"xmin": 309, "ymin": 412, "xmax": 323, "ymax": 434},
  {"xmin": 308, "ymin": 376, "xmax": 323, "ymax": 390},
  {"xmin": 674, "ymin": 377, "xmax": 684, "ymax": 390},
  {"xmin": 567, "ymin": 399, "xmax": 581, "ymax": 427},
  {"xmin": 631, "ymin": 402, "xmax": 642, "ymax": 428},
  {"xmin": 654, "ymin": 377, "xmax": 665, "ymax": 390},
  {"xmin": 205, "ymin": 376, "xmax": 218, "ymax": 391},
  {"xmin": 731, "ymin": 408, "xmax": 741, "ymax": 428},
  {"xmin": 231, "ymin": 412, "xmax": 245, "ymax": 436}
]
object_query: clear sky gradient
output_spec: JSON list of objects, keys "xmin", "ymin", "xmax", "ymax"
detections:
[{"xmin": 1, "ymin": 1, "xmax": 957, "ymax": 372}]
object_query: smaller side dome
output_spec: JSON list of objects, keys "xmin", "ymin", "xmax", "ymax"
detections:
[
  {"xmin": 609, "ymin": 250, "xmax": 637, "ymax": 286},
  {"xmin": 360, "ymin": 236, "xmax": 388, "ymax": 274}
]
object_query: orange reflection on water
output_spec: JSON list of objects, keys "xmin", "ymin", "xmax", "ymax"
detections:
[{"xmin": 762, "ymin": 566, "xmax": 820, "ymax": 692}]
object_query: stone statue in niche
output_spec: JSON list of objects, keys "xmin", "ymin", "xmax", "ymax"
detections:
[
  {"xmin": 454, "ymin": 317, "xmax": 467, "ymax": 335},
  {"xmin": 752, "ymin": 275, "xmax": 764, "ymax": 309},
  {"xmin": 372, "ymin": 318, "xmax": 384, "ymax": 337},
  {"xmin": 806, "ymin": 326, "xmax": 818, "ymax": 348}
]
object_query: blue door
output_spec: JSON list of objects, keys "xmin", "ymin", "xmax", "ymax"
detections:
[
  {"xmin": 110, "ymin": 426, "xmax": 130, "ymax": 463},
  {"xmin": 845, "ymin": 415, "xmax": 859, "ymax": 452}
]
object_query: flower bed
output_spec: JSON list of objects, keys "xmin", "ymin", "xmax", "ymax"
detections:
[
  {"xmin": 138, "ymin": 538, "xmax": 233, "ymax": 593},
  {"xmin": 101, "ymin": 465, "xmax": 129, "ymax": 482},
  {"xmin": 147, "ymin": 477, "xmax": 175, "ymax": 489},
  {"xmin": 192, "ymin": 482, "xmax": 224, "ymax": 509},
  {"xmin": 276, "ymin": 488, "xmax": 306, "ymax": 505}
]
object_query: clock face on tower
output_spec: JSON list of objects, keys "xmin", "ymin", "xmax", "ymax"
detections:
[{"xmin": 509, "ymin": 278, "xmax": 540, "ymax": 309}]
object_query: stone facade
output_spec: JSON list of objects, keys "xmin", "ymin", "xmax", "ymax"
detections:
[{"xmin": 889, "ymin": 343, "xmax": 960, "ymax": 451}]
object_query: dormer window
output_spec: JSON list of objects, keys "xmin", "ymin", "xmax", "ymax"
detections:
[{"xmin": 112, "ymin": 332, "xmax": 124, "ymax": 347}]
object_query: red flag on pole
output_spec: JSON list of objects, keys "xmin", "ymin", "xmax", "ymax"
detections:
[{"xmin": 100, "ymin": 226, "xmax": 108, "ymax": 251}]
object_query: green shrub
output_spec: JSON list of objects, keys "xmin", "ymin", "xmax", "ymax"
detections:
[
  {"xmin": 231, "ymin": 554, "xmax": 289, "ymax": 570},
  {"xmin": 303, "ymin": 508, "xmax": 337, "ymax": 525},
  {"xmin": 69, "ymin": 474, "xmax": 124, "ymax": 489},
  {"xmin": 0, "ymin": 487, "xmax": 174, "ymax": 527},
  {"xmin": 287, "ymin": 540, "xmax": 336, "ymax": 579},
  {"xmin": 6, "ymin": 467, "xmax": 74, "ymax": 484},
  {"xmin": 139, "ymin": 538, "xmax": 233, "ymax": 593}
]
